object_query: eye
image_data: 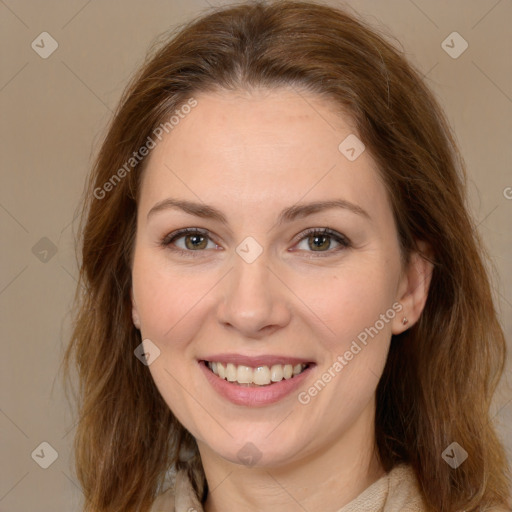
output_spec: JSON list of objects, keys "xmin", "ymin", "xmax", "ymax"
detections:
[
  {"xmin": 293, "ymin": 228, "xmax": 351, "ymax": 256},
  {"xmin": 161, "ymin": 227, "xmax": 351, "ymax": 257},
  {"xmin": 161, "ymin": 228, "xmax": 219, "ymax": 256}
]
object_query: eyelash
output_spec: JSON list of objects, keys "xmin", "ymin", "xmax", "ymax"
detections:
[{"xmin": 160, "ymin": 227, "xmax": 351, "ymax": 258}]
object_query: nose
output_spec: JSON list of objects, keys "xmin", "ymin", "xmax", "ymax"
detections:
[{"xmin": 216, "ymin": 250, "xmax": 292, "ymax": 339}]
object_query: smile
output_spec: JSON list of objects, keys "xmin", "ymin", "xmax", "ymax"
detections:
[
  {"xmin": 205, "ymin": 361, "xmax": 310, "ymax": 386},
  {"xmin": 199, "ymin": 357, "xmax": 316, "ymax": 407}
]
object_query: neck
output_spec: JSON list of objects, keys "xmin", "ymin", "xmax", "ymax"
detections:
[{"xmin": 199, "ymin": 401, "xmax": 385, "ymax": 512}]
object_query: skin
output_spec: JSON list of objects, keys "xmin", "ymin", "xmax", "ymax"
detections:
[{"xmin": 131, "ymin": 87, "xmax": 433, "ymax": 512}]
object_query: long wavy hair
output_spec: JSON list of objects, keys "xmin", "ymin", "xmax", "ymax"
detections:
[{"xmin": 62, "ymin": 1, "xmax": 511, "ymax": 510}]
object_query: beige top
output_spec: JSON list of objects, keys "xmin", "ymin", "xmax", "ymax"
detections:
[{"xmin": 150, "ymin": 463, "xmax": 429, "ymax": 512}]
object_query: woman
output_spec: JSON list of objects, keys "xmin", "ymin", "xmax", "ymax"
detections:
[{"xmin": 63, "ymin": 1, "xmax": 511, "ymax": 510}]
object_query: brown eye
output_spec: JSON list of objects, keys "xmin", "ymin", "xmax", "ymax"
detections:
[
  {"xmin": 182, "ymin": 233, "xmax": 209, "ymax": 250},
  {"xmin": 294, "ymin": 228, "xmax": 350, "ymax": 255},
  {"xmin": 161, "ymin": 228, "xmax": 217, "ymax": 255},
  {"xmin": 307, "ymin": 233, "xmax": 331, "ymax": 251}
]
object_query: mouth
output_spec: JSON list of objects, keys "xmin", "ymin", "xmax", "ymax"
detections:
[
  {"xmin": 202, "ymin": 360, "xmax": 312, "ymax": 387},
  {"xmin": 198, "ymin": 354, "xmax": 316, "ymax": 406}
]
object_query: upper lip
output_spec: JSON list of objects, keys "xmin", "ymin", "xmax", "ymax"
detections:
[{"xmin": 200, "ymin": 354, "xmax": 315, "ymax": 367}]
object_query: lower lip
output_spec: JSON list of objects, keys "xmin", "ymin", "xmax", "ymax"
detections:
[{"xmin": 199, "ymin": 361, "xmax": 314, "ymax": 407}]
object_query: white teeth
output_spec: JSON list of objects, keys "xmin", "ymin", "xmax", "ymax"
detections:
[
  {"xmin": 226, "ymin": 363, "xmax": 237, "ymax": 382},
  {"xmin": 270, "ymin": 364, "xmax": 283, "ymax": 382},
  {"xmin": 253, "ymin": 366, "xmax": 271, "ymax": 385},
  {"xmin": 237, "ymin": 365, "xmax": 253, "ymax": 384},
  {"xmin": 206, "ymin": 361, "xmax": 308, "ymax": 386},
  {"xmin": 293, "ymin": 364, "xmax": 303, "ymax": 376}
]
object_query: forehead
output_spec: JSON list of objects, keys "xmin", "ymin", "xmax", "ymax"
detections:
[{"xmin": 138, "ymin": 87, "xmax": 389, "ymax": 223}]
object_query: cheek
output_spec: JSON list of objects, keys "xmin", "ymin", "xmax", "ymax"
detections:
[
  {"xmin": 131, "ymin": 251, "xmax": 215, "ymax": 430},
  {"xmin": 132, "ymin": 250, "xmax": 210, "ymax": 343},
  {"xmin": 304, "ymin": 262, "xmax": 399, "ymax": 354},
  {"xmin": 296, "ymin": 268, "xmax": 397, "ymax": 429}
]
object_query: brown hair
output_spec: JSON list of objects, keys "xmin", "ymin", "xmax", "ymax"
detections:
[{"xmin": 62, "ymin": 1, "xmax": 511, "ymax": 510}]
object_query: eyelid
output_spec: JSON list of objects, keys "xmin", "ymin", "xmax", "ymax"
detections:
[
  {"xmin": 291, "ymin": 227, "xmax": 350, "ymax": 246},
  {"xmin": 161, "ymin": 227, "xmax": 210, "ymax": 245},
  {"xmin": 290, "ymin": 227, "xmax": 351, "ymax": 258},
  {"xmin": 161, "ymin": 226, "xmax": 351, "ymax": 257},
  {"xmin": 160, "ymin": 227, "xmax": 219, "ymax": 254}
]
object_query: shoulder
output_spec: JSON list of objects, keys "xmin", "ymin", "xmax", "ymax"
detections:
[
  {"xmin": 383, "ymin": 464, "xmax": 428, "ymax": 512},
  {"xmin": 338, "ymin": 463, "xmax": 427, "ymax": 512},
  {"xmin": 149, "ymin": 486, "xmax": 175, "ymax": 512},
  {"xmin": 149, "ymin": 469, "xmax": 204, "ymax": 512},
  {"xmin": 386, "ymin": 467, "xmax": 512, "ymax": 512}
]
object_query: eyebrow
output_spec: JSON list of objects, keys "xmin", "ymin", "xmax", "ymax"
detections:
[{"xmin": 146, "ymin": 197, "xmax": 371, "ymax": 225}]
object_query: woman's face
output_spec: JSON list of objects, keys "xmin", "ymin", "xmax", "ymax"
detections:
[{"xmin": 131, "ymin": 87, "xmax": 414, "ymax": 468}]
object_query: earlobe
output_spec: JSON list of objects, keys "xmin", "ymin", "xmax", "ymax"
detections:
[
  {"xmin": 131, "ymin": 289, "xmax": 141, "ymax": 330},
  {"xmin": 392, "ymin": 241, "xmax": 434, "ymax": 334},
  {"xmin": 132, "ymin": 308, "xmax": 141, "ymax": 330}
]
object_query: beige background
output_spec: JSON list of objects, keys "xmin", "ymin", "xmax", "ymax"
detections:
[{"xmin": 0, "ymin": 0, "xmax": 511, "ymax": 510}]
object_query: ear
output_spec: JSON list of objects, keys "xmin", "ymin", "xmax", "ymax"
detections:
[
  {"xmin": 392, "ymin": 241, "xmax": 434, "ymax": 335},
  {"xmin": 131, "ymin": 288, "xmax": 141, "ymax": 330}
]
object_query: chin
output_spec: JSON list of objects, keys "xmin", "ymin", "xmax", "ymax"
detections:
[{"xmin": 201, "ymin": 432, "xmax": 306, "ymax": 469}]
